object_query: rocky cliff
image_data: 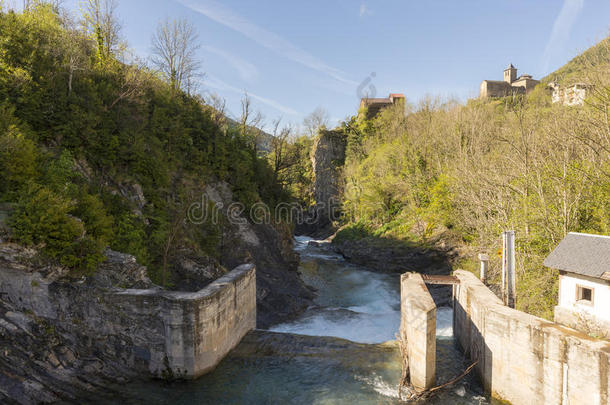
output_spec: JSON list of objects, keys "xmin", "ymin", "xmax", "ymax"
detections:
[
  {"xmin": 202, "ymin": 182, "xmax": 314, "ymax": 328},
  {"xmin": 297, "ymin": 130, "xmax": 347, "ymax": 237},
  {"xmin": 0, "ymin": 244, "xmax": 153, "ymax": 404},
  {"xmin": 0, "ymin": 178, "xmax": 315, "ymax": 402}
]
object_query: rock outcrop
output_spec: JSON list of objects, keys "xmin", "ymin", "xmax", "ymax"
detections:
[
  {"xmin": 203, "ymin": 182, "xmax": 315, "ymax": 328},
  {"xmin": 297, "ymin": 130, "xmax": 346, "ymax": 237},
  {"xmin": 0, "ymin": 245, "xmax": 153, "ymax": 404},
  {"xmin": 0, "ymin": 179, "xmax": 317, "ymax": 402},
  {"xmin": 332, "ymin": 236, "xmax": 457, "ymax": 306},
  {"xmin": 0, "ymin": 241, "xmax": 259, "ymax": 404}
]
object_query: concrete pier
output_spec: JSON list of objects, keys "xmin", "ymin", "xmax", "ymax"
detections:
[{"xmin": 400, "ymin": 273, "xmax": 436, "ymax": 391}]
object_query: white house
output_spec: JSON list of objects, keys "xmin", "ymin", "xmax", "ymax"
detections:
[
  {"xmin": 544, "ymin": 232, "xmax": 610, "ymax": 336},
  {"xmin": 548, "ymin": 82, "xmax": 592, "ymax": 106}
]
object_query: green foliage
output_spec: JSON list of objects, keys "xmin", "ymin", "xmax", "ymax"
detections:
[
  {"xmin": 339, "ymin": 52, "xmax": 610, "ymax": 319},
  {"xmin": 111, "ymin": 212, "xmax": 148, "ymax": 265},
  {"xmin": 71, "ymin": 189, "xmax": 113, "ymax": 245},
  {"xmin": 333, "ymin": 221, "xmax": 372, "ymax": 243},
  {"xmin": 0, "ymin": 7, "xmax": 289, "ymax": 281},
  {"xmin": 9, "ymin": 183, "xmax": 105, "ymax": 274},
  {"xmin": 0, "ymin": 124, "xmax": 39, "ymax": 199},
  {"xmin": 541, "ymin": 37, "xmax": 610, "ymax": 85}
]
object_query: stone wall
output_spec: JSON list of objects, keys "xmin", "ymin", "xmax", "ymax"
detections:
[
  {"xmin": 400, "ymin": 273, "xmax": 436, "ymax": 391},
  {"xmin": 480, "ymin": 80, "xmax": 528, "ymax": 98},
  {"xmin": 453, "ymin": 270, "xmax": 610, "ymax": 405},
  {"xmin": 555, "ymin": 306, "xmax": 610, "ymax": 339},
  {"xmin": 550, "ymin": 84, "xmax": 589, "ymax": 106}
]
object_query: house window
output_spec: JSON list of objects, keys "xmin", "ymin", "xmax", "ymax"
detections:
[{"xmin": 576, "ymin": 285, "xmax": 594, "ymax": 305}]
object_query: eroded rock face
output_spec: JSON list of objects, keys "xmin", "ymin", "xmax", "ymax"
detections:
[
  {"xmin": 0, "ymin": 296, "xmax": 138, "ymax": 404},
  {"xmin": 0, "ymin": 245, "xmax": 153, "ymax": 404},
  {"xmin": 297, "ymin": 130, "xmax": 346, "ymax": 237},
  {"xmin": 312, "ymin": 130, "xmax": 346, "ymax": 210},
  {"xmin": 203, "ymin": 182, "xmax": 315, "ymax": 328},
  {"xmin": 91, "ymin": 249, "xmax": 153, "ymax": 289},
  {"xmin": 172, "ymin": 252, "xmax": 226, "ymax": 292}
]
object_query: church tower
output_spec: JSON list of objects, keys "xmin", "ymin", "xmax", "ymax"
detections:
[{"xmin": 504, "ymin": 64, "xmax": 517, "ymax": 84}]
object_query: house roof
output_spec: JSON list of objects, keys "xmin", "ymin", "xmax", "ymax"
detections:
[
  {"xmin": 481, "ymin": 80, "xmax": 511, "ymax": 86},
  {"xmin": 362, "ymin": 98, "xmax": 392, "ymax": 104},
  {"xmin": 543, "ymin": 232, "xmax": 610, "ymax": 279},
  {"xmin": 361, "ymin": 93, "xmax": 404, "ymax": 105}
]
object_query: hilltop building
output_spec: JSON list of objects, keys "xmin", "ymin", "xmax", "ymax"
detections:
[
  {"xmin": 548, "ymin": 82, "xmax": 591, "ymax": 106},
  {"xmin": 359, "ymin": 93, "xmax": 405, "ymax": 120},
  {"xmin": 544, "ymin": 232, "xmax": 610, "ymax": 336},
  {"xmin": 480, "ymin": 64, "xmax": 539, "ymax": 98}
]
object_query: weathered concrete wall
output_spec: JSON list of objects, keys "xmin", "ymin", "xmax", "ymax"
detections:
[
  {"xmin": 453, "ymin": 270, "xmax": 610, "ymax": 405},
  {"xmin": 0, "ymin": 252, "xmax": 256, "ymax": 379},
  {"xmin": 554, "ymin": 305, "xmax": 610, "ymax": 340},
  {"xmin": 400, "ymin": 273, "xmax": 436, "ymax": 391},
  {"xmin": 111, "ymin": 263, "xmax": 256, "ymax": 378}
]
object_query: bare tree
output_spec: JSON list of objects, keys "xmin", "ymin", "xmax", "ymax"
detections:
[
  {"xmin": 206, "ymin": 93, "xmax": 228, "ymax": 130},
  {"xmin": 22, "ymin": 0, "xmax": 63, "ymax": 11},
  {"xmin": 151, "ymin": 18, "xmax": 202, "ymax": 94},
  {"xmin": 81, "ymin": 0, "xmax": 121, "ymax": 63},
  {"xmin": 269, "ymin": 118, "xmax": 295, "ymax": 179},
  {"xmin": 63, "ymin": 29, "xmax": 89, "ymax": 95},
  {"xmin": 303, "ymin": 106, "xmax": 330, "ymax": 136},
  {"xmin": 107, "ymin": 62, "xmax": 148, "ymax": 109},
  {"xmin": 239, "ymin": 92, "xmax": 264, "ymax": 151}
]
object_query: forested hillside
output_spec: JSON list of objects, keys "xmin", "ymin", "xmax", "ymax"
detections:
[
  {"xmin": 1, "ymin": 3, "xmax": 608, "ymax": 322},
  {"xmin": 542, "ymin": 36, "xmax": 610, "ymax": 85},
  {"xmin": 327, "ymin": 38, "xmax": 610, "ymax": 319},
  {"xmin": 0, "ymin": 4, "xmax": 288, "ymax": 284}
]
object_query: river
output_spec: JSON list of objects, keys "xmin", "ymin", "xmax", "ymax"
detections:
[{"xmin": 110, "ymin": 236, "xmax": 496, "ymax": 404}]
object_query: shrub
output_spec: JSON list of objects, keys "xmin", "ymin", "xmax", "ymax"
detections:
[
  {"xmin": 9, "ymin": 183, "xmax": 105, "ymax": 274},
  {"xmin": 0, "ymin": 125, "xmax": 39, "ymax": 199}
]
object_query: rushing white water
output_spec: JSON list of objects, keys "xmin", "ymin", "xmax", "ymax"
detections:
[
  {"xmin": 436, "ymin": 306, "xmax": 454, "ymax": 338},
  {"xmin": 272, "ymin": 236, "xmax": 455, "ymax": 344},
  {"xmin": 115, "ymin": 235, "xmax": 495, "ymax": 404},
  {"xmin": 271, "ymin": 236, "xmax": 402, "ymax": 343}
]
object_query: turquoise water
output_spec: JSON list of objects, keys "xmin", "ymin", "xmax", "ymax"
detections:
[{"xmin": 108, "ymin": 236, "xmax": 496, "ymax": 404}]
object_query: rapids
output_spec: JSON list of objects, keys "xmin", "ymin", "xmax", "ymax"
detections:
[{"xmin": 107, "ymin": 236, "xmax": 498, "ymax": 404}]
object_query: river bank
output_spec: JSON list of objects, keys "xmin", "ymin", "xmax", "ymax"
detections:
[
  {"xmin": 329, "ymin": 233, "xmax": 458, "ymax": 307},
  {"xmin": 104, "ymin": 236, "xmax": 496, "ymax": 404}
]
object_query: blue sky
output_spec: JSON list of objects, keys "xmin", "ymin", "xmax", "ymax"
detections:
[{"xmin": 58, "ymin": 0, "xmax": 610, "ymax": 130}]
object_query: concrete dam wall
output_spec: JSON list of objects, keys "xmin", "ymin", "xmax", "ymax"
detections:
[
  {"xmin": 400, "ymin": 273, "xmax": 436, "ymax": 391},
  {"xmin": 0, "ymin": 253, "xmax": 256, "ymax": 379},
  {"xmin": 112, "ymin": 264, "xmax": 256, "ymax": 378},
  {"xmin": 453, "ymin": 270, "xmax": 610, "ymax": 405}
]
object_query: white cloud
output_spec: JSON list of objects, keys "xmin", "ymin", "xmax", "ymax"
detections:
[
  {"xmin": 541, "ymin": 0, "xmax": 584, "ymax": 73},
  {"xmin": 176, "ymin": 0, "xmax": 358, "ymax": 86},
  {"xmin": 204, "ymin": 75, "xmax": 299, "ymax": 116},
  {"xmin": 201, "ymin": 45, "xmax": 258, "ymax": 81}
]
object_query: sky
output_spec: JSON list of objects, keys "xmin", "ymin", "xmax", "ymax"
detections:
[{"xmin": 51, "ymin": 0, "xmax": 610, "ymax": 130}]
